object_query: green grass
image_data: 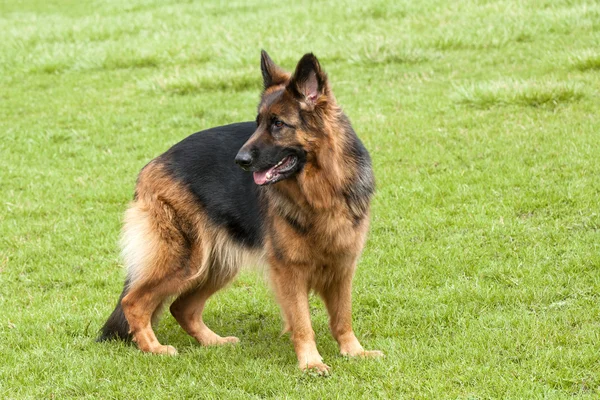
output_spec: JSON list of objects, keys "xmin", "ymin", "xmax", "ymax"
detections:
[{"xmin": 1, "ymin": 0, "xmax": 599, "ymax": 398}]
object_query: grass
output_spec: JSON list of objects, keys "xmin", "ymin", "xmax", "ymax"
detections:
[{"xmin": 1, "ymin": 0, "xmax": 599, "ymax": 398}]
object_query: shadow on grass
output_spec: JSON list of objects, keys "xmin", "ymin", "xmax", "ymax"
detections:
[
  {"xmin": 571, "ymin": 50, "xmax": 600, "ymax": 72},
  {"xmin": 453, "ymin": 79, "xmax": 585, "ymax": 109}
]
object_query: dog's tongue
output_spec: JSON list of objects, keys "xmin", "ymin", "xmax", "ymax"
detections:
[
  {"xmin": 253, "ymin": 170, "xmax": 268, "ymax": 185},
  {"xmin": 253, "ymin": 164, "xmax": 280, "ymax": 185}
]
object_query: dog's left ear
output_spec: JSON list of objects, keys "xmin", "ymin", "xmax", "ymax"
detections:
[
  {"xmin": 261, "ymin": 50, "xmax": 289, "ymax": 89},
  {"xmin": 288, "ymin": 53, "xmax": 328, "ymax": 110}
]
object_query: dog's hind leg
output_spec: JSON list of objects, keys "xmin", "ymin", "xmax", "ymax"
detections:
[
  {"xmin": 121, "ymin": 282, "xmax": 181, "ymax": 355},
  {"xmin": 170, "ymin": 281, "xmax": 239, "ymax": 346},
  {"xmin": 170, "ymin": 234, "xmax": 249, "ymax": 346},
  {"xmin": 119, "ymin": 201, "xmax": 193, "ymax": 355}
]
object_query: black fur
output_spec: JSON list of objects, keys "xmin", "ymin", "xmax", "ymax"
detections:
[
  {"xmin": 342, "ymin": 122, "xmax": 375, "ymax": 226},
  {"xmin": 282, "ymin": 213, "xmax": 309, "ymax": 235},
  {"xmin": 97, "ymin": 278, "xmax": 132, "ymax": 342},
  {"xmin": 160, "ymin": 122, "xmax": 265, "ymax": 248}
]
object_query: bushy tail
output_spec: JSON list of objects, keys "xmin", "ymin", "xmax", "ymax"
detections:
[{"xmin": 97, "ymin": 279, "xmax": 132, "ymax": 342}]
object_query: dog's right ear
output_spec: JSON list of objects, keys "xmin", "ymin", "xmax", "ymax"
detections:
[
  {"xmin": 260, "ymin": 50, "xmax": 289, "ymax": 89},
  {"xmin": 287, "ymin": 53, "xmax": 328, "ymax": 111}
]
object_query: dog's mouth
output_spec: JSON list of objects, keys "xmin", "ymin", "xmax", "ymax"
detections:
[{"xmin": 253, "ymin": 155, "xmax": 298, "ymax": 185}]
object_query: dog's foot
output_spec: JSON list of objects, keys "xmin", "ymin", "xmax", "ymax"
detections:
[
  {"xmin": 212, "ymin": 336, "xmax": 240, "ymax": 345},
  {"xmin": 300, "ymin": 361, "xmax": 331, "ymax": 376},
  {"xmin": 341, "ymin": 345, "xmax": 384, "ymax": 358},
  {"xmin": 196, "ymin": 332, "xmax": 240, "ymax": 346},
  {"xmin": 297, "ymin": 351, "xmax": 330, "ymax": 376},
  {"xmin": 132, "ymin": 331, "xmax": 178, "ymax": 355},
  {"xmin": 146, "ymin": 344, "xmax": 178, "ymax": 355},
  {"xmin": 357, "ymin": 349, "xmax": 384, "ymax": 358}
]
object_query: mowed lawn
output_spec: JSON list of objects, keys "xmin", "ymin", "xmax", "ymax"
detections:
[{"xmin": 1, "ymin": 0, "xmax": 599, "ymax": 398}]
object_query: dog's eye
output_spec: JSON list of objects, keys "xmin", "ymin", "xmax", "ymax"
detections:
[{"xmin": 273, "ymin": 120, "xmax": 284, "ymax": 129}]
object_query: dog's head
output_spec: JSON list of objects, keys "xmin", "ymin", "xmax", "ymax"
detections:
[{"xmin": 235, "ymin": 51, "xmax": 336, "ymax": 186}]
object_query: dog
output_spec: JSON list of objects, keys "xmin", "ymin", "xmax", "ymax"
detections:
[{"xmin": 98, "ymin": 51, "xmax": 383, "ymax": 373}]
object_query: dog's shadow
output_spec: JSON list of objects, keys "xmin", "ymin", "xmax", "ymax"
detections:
[{"xmin": 157, "ymin": 307, "xmax": 338, "ymax": 365}]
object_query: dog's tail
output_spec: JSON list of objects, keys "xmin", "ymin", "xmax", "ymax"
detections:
[{"xmin": 97, "ymin": 278, "xmax": 132, "ymax": 342}]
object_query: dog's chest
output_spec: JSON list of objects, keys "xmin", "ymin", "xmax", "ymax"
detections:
[{"xmin": 269, "ymin": 205, "xmax": 368, "ymax": 265}]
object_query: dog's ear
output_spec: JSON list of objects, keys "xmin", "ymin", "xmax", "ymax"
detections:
[
  {"xmin": 261, "ymin": 50, "xmax": 288, "ymax": 89},
  {"xmin": 288, "ymin": 53, "xmax": 328, "ymax": 110}
]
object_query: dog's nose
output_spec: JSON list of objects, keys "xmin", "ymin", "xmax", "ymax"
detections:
[{"xmin": 235, "ymin": 149, "xmax": 254, "ymax": 169}]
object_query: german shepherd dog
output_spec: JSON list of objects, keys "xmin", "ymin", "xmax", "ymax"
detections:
[{"xmin": 98, "ymin": 51, "xmax": 383, "ymax": 373}]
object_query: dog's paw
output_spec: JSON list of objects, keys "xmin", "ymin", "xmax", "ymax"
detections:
[
  {"xmin": 359, "ymin": 350, "xmax": 384, "ymax": 358},
  {"xmin": 196, "ymin": 333, "xmax": 240, "ymax": 346},
  {"xmin": 152, "ymin": 344, "xmax": 178, "ymax": 355},
  {"xmin": 342, "ymin": 348, "xmax": 384, "ymax": 358},
  {"xmin": 300, "ymin": 361, "xmax": 331, "ymax": 376},
  {"xmin": 217, "ymin": 336, "xmax": 240, "ymax": 345}
]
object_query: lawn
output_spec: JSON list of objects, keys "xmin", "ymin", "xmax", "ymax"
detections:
[{"xmin": 1, "ymin": 0, "xmax": 599, "ymax": 398}]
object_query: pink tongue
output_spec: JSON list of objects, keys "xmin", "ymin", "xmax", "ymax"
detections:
[
  {"xmin": 253, "ymin": 170, "xmax": 268, "ymax": 185},
  {"xmin": 253, "ymin": 162, "xmax": 283, "ymax": 185}
]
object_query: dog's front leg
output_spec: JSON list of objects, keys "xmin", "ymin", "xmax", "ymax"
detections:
[
  {"xmin": 319, "ymin": 264, "xmax": 384, "ymax": 359},
  {"xmin": 270, "ymin": 263, "xmax": 329, "ymax": 375}
]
